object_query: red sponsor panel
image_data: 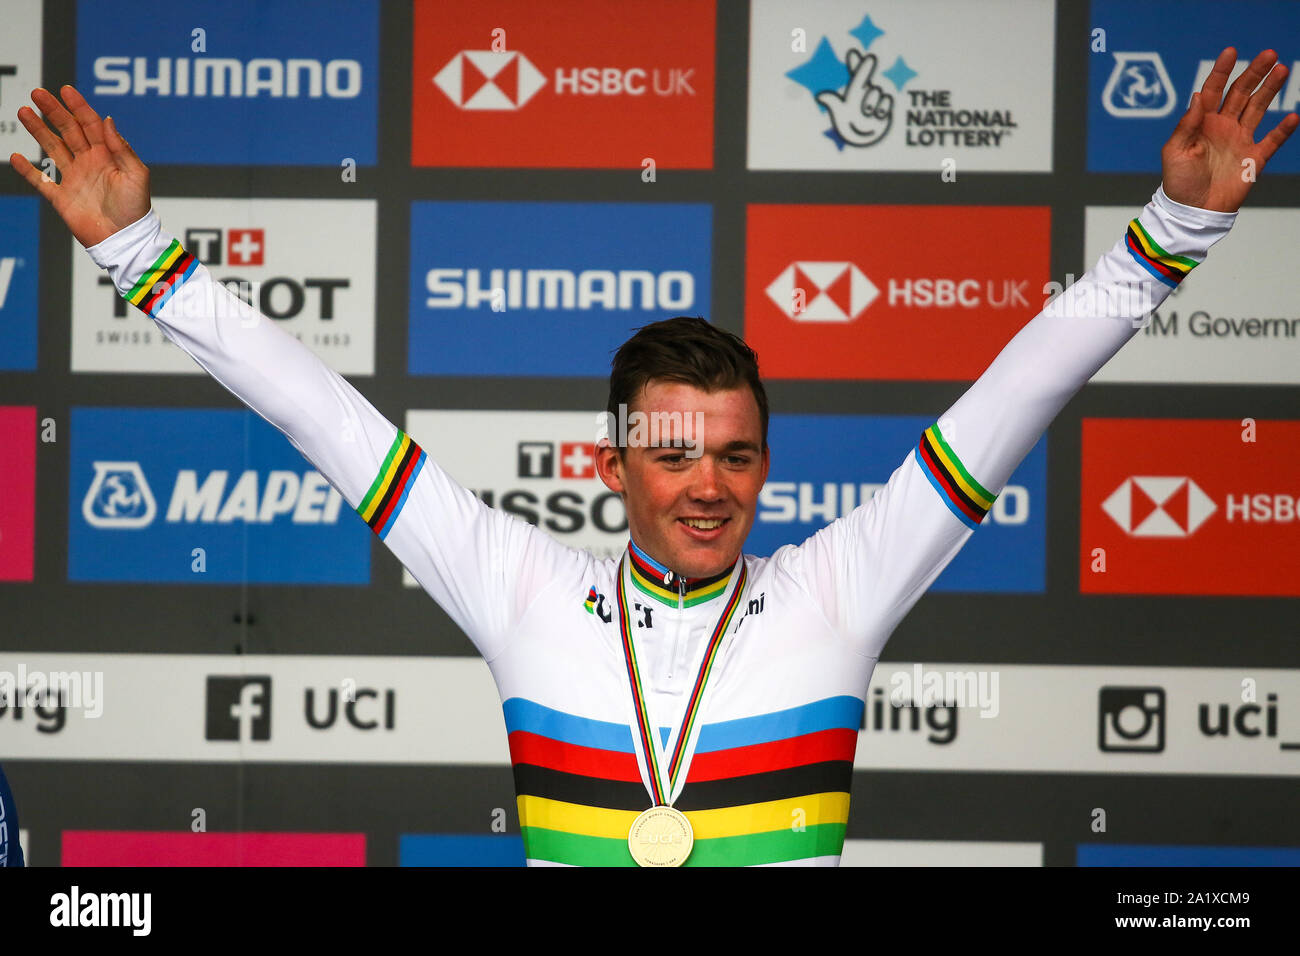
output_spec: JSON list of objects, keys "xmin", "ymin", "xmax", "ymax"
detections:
[
  {"xmin": 412, "ymin": 0, "xmax": 714, "ymax": 168},
  {"xmin": 61, "ymin": 831, "xmax": 366, "ymax": 866},
  {"xmin": 1080, "ymin": 419, "xmax": 1300, "ymax": 595},
  {"xmin": 744, "ymin": 205, "xmax": 1050, "ymax": 380},
  {"xmin": 0, "ymin": 406, "xmax": 36, "ymax": 581}
]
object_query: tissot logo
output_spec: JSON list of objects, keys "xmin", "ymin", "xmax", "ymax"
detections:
[
  {"xmin": 434, "ymin": 51, "xmax": 547, "ymax": 110},
  {"xmin": 766, "ymin": 262, "xmax": 878, "ymax": 322},
  {"xmin": 205, "ymin": 676, "xmax": 272, "ymax": 741},
  {"xmin": 1101, "ymin": 476, "xmax": 1216, "ymax": 537},
  {"xmin": 183, "ymin": 227, "xmax": 265, "ymax": 267}
]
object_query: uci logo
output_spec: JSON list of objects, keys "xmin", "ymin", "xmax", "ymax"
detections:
[
  {"xmin": 1102, "ymin": 52, "xmax": 1176, "ymax": 118},
  {"xmin": 82, "ymin": 461, "xmax": 157, "ymax": 529}
]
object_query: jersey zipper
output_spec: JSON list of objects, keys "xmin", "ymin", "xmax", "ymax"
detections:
[{"xmin": 669, "ymin": 571, "xmax": 686, "ymax": 680}]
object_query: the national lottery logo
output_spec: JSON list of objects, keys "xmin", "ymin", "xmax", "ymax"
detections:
[
  {"xmin": 82, "ymin": 462, "xmax": 157, "ymax": 529},
  {"xmin": 784, "ymin": 11, "xmax": 1016, "ymax": 152},
  {"xmin": 434, "ymin": 51, "xmax": 547, "ymax": 110},
  {"xmin": 1101, "ymin": 52, "xmax": 1177, "ymax": 118}
]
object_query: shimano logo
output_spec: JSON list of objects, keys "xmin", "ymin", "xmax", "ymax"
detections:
[
  {"xmin": 92, "ymin": 56, "xmax": 362, "ymax": 98},
  {"xmin": 760, "ymin": 481, "xmax": 1030, "ymax": 525},
  {"xmin": 424, "ymin": 267, "xmax": 695, "ymax": 311}
]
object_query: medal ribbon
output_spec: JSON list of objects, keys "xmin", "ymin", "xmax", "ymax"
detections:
[{"xmin": 615, "ymin": 553, "xmax": 747, "ymax": 807}]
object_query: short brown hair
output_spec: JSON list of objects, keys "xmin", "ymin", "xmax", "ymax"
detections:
[{"xmin": 607, "ymin": 316, "xmax": 769, "ymax": 450}]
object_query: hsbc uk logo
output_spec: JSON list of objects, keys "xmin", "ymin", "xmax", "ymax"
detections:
[
  {"xmin": 767, "ymin": 261, "xmax": 879, "ymax": 322},
  {"xmin": 518, "ymin": 441, "xmax": 596, "ymax": 480},
  {"xmin": 1102, "ymin": 476, "xmax": 1215, "ymax": 536},
  {"xmin": 433, "ymin": 49, "xmax": 694, "ymax": 110}
]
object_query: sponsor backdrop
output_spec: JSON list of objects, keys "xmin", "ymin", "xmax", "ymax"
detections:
[{"xmin": 0, "ymin": 0, "xmax": 1296, "ymax": 868}]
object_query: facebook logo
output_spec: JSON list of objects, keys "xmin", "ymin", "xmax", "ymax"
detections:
[{"xmin": 205, "ymin": 676, "xmax": 272, "ymax": 741}]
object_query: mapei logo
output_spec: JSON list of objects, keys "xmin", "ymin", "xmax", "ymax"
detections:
[
  {"xmin": 518, "ymin": 441, "xmax": 596, "ymax": 480},
  {"xmin": 766, "ymin": 262, "xmax": 879, "ymax": 322},
  {"xmin": 81, "ymin": 461, "xmax": 343, "ymax": 529},
  {"xmin": 1101, "ymin": 52, "xmax": 1176, "ymax": 118},
  {"xmin": 433, "ymin": 51, "xmax": 547, "ymax": 110},
  {"xmin": 1101, "ymin": 476, "xmax": 1215, "ymax": 537},
  {"xmin": 82, "ymin": 462, "xmax": 157, "ymax": 529}
]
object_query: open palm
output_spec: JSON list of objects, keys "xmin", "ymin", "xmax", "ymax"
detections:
[
  {"xmin": 9, "ymin": 85, "xmax": 151, "ymax": 248},
  {"xmin": 1162, "ymin": 48, "xmax": 1299, "ymax": 212}
]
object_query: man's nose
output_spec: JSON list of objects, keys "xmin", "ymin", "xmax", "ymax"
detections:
[{"xmin": 688, "ymin": 457, "xmax": 724, "ymax": 500}]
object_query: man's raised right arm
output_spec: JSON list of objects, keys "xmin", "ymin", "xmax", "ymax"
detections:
[{"xmin": 12, "ymin": 86, "xmax": 580, "ymax": 661}]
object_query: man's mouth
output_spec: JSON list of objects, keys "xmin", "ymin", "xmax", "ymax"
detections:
[{"xmin": 680, "ymin": 517, "xmax": 727, "ymax": 531}]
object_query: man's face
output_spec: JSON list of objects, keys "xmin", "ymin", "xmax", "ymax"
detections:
[{"xmin": 595, "ymin": 380, "xmax": 770, "ymax": 579}]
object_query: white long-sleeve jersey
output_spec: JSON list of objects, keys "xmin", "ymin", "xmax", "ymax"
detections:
[{"xmin": 88, "ymin": 188, "xmax": 1234, "ymax": 865}]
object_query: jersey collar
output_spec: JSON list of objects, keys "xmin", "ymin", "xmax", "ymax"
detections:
[{"xmin": 626, "ymin": 538, "xmax": 737, "ymax": 608}]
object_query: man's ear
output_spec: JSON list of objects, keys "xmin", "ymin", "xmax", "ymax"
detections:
[
  {"xmin": 595, "ymin": 440, "xmax": 626, "ymax": 494},
  {"xmin": 759, "ymin": 443, "xmax": 771, "ymax": 486}
]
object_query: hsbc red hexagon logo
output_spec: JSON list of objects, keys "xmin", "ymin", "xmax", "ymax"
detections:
[
  {"xmin": 1081, "ymin": 419, "xmax": 1300, "ymax": 596},
  {"xmin": 1101, "ymin": 476, "xmax": 1217, "ymax": 537},
  {"xmin": 766, "ymin": 262, "xmax": 879, "ymax": 322},
  {"xmin": 434, "ymin": 51, "xmax": 548, "ymax": 110}
]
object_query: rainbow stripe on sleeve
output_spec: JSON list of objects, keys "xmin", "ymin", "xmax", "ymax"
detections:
[
  {"xmin": 914, "ymin": 422, "xmax": 996, "ymax": 530},
  {"xmin": 1125, "ymin": 218, "xmax": 1199, "ymax": 288},
  {"xmin": 357, "ymin": 430, "xmax": 427, "ymax": 539},
  {"xmin": 124, "ymin": 239, "xmax": 198, "ymax": 316}
]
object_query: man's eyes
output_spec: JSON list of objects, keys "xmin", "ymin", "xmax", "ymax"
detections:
[{"xmin": 655, "ymin": 454, "xmax": 751, "ymax": 465}]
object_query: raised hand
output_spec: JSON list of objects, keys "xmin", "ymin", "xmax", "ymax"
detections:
[
  {"xmin": 1161, "ymin": 48, "xmax": 1299, "ymax": 212},
  {"xmin": 10, "ymin": 85, "xmax": 151, "ymax": 247}
]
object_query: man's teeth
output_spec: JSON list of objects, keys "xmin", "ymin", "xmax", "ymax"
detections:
[{"xmin": 683, "ymin": 518, "xmax": 724, "ymax": 529}]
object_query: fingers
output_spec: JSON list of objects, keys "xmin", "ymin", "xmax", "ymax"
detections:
[
  {"xmin": 102, "ymin": 115, "xmax": 145, "ymax": 171},
  {"xmin": 30, "ymin": 86, "xmax": 91, "ymax": 155},
  {"xmin": 848, "ymin": 52, "xmax": 879, "ymax": 94},
  {"xmin": 9, "ymin": 152, "xmax": 59, "ymax": 203},
  {"xmin": 1240, "ymin": 63, "xmax": 1288, "ymax": 135},
  {"xmin": 16, "ymin": 103, "xmax": 73, "ymax": 169},
  {"xmin": 1222, "ymin": 49, "xmax": 1278, "ymax": 118},
  {"xmin": 58, "ymin": 85, "xmax": 106, "ymax": 147},
  {"xmin": 1258, "ymin": 110, "xmax": 1300, "ymax": 164},
  {"xmin": 1197, "ymin": 47, "xmax": 1236, "ymax": 112},
  {"xmin": 1167, "ymin": 91, "xmax": 1205, "ymax": 150}
]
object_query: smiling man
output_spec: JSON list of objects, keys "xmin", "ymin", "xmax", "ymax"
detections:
[{"xmin": 11, "ymin": 48, "xmax": 1296, "ymax": 866}]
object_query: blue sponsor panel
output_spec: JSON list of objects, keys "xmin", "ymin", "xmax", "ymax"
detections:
[
  {"xmin": 1088, "ymin": 0, "xmax": 1300, "ymax": 172},
  {"xmin": 408, "ymin": 202, "xmax": 712, "ymax": 376},
  {"xmin": 0, "ymin": 198, "xmax": 40, "ymax": 372},
  {"xmin": 1079, "ymin": 844, "xmax": 1300, "ymax": 866},
  {"xmin": 69, "ymin": 408, "xmax": 370, "ymax": 583},
  {"xmin": 76, "ymin": 0, "xmax": 378, "ymax": 165},
  {"xmin": 745, "ymin": 415, "xmax": 1046, "ymax": 593},
  {"xmin": 400, "ymin": 834, "xmax": 526, "ymax": 867}
]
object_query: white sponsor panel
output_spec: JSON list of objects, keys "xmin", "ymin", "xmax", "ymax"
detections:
[
  {"xmin": 0, "ymin": 1, "xmax": 42, "ymax": 165},
  {"xmin": 71, "ymin": 198, "xmax": 376, "ymax": 374},
  {"xmin": 840, "ymin": 839, "xmax": 1042, "ymax": 866},
  {"xmin": 5, "ymin": 656, "xmax": 1299, "ymax": 775},
  {"xmin": 0, "ymin": 654, "xmax": 506, "ymax": 764},
  {"xmin": 1086, "ymin": 206, "xmax": 1299, "ymax": 384},
  {"xmin": 857, "ymin": 663, "xmax": 1300, "ymax": 775},
  {"xmin": 748, "ymin": 0, "xmax": 1054, "ymax": 171},
  {"xmin": 401, "ymin": 410, "xmax": 627, "ymax": 588}
]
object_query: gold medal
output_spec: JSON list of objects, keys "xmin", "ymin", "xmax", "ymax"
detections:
[{"xmin": 627, "ymin": 805, "xmax": 693, "ymax": 867}]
